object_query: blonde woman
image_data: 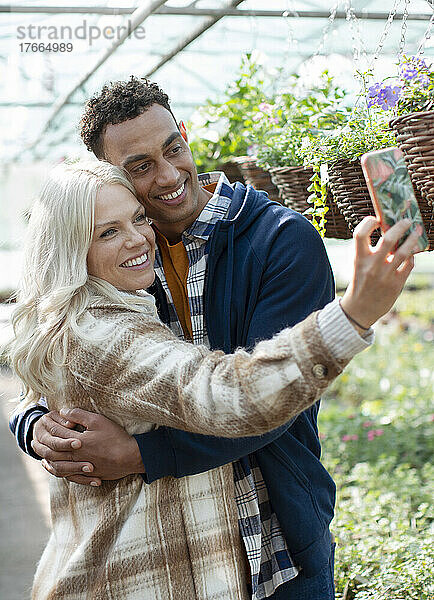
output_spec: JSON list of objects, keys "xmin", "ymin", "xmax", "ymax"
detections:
[{"xmin": 6, "ymin": 161, "xmax": 417, "ymax": 600}]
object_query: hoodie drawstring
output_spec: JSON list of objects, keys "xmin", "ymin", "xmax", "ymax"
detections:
[{"xmin": 223, "ymin": 223, "xmax": 235, "ymax": 353}]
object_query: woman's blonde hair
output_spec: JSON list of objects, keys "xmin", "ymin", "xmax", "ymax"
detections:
[{"xmin": 5, "ymin": 160, "xmax": 155, "ymax": 408}]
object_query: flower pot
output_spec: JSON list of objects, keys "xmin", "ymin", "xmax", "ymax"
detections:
[
  {"xmin": 390, "ymin": 110, "xmax": 434, "ymax": 207},
  {"xmin": 217, "ymin": 160, "xmax": 245, "ymax": 184},
  {"xmin": 232, "ymin": 156, "xmax": 280, "ymax": 202},
  {"xmin": 389, "ymin": 111, "xmax": 434, "ymax": 250},
  {"xmin": 328, "ymin": 159, "xmax": 380, "ymax": 243},
  {"xmin": 268, "ymin": 165, "xmax": 352, "ymax": 240}
]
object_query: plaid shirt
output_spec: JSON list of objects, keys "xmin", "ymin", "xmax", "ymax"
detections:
[{"xmin": 153, "ymin": 171, "xmax": 299, "ymax": 599}]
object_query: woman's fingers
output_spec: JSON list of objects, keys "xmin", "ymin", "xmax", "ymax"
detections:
[
  {"xmin": 353, "ymin": 216, "xmax": 381, "ymax": 255},
  {"xmin": 375, "ymin": 219, "xmax": 413, "ymax": 258},
  {"xmin": 389, "ymin": 229, "xmax": 420, "ymax": 269}
]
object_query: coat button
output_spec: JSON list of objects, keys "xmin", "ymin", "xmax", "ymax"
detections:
[{"xmin": 312, "ymin": 364, "xmax": 328, "ymax": 379}]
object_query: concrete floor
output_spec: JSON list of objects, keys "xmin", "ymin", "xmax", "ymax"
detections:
[{"xmin": 0, "ymin": 370, "xmax": 50, "ymax": 600}]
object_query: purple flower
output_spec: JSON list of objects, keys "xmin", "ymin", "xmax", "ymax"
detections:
[
  {"xmin": 400, "ymin": 65, "xmax": 418, "ymax": 82},
  {"xmin": 368, "ymin": 83, "xmax": 381, "ymax": 97},
  {"xmin": 367, "ymin": 83, "xmax": 401, "ymax": 110},
  {"xmin": 376, "ymin": 85, "xmax": 401, "ymax": 110}
]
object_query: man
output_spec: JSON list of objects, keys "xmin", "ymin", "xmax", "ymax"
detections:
[{"xmin": 11, "ymin": 77, "xmax": 336, "ymax": 599}]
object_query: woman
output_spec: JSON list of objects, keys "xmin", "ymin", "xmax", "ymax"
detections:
[{"xmin": 6, "ymin": 161, "xmax": 417, "ymax": 599}]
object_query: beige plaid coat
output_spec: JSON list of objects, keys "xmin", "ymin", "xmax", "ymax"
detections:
[{"xmin": 32, "ymin": 299, "xmax": 357, "ymax": 600}]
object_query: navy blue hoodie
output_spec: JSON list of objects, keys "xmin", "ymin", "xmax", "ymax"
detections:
[{"xmin": 138, "ymin": 183, "xmax": 336, "ymax": 577}]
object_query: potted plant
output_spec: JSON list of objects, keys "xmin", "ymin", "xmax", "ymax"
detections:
[
  {"xmin": 187, "ymin": 53, "xmax": 279, "ymax": 194},
  {"xmin": 254, "ymin": 72, "xmax": 352, "ymax": 238},
  {"xmin": 368, "ymin": 55, "xmax": 433, "ymax": 247},
  {"xmin": 301, "ymin": 104, "xmax": 397, "ymax": 240}
]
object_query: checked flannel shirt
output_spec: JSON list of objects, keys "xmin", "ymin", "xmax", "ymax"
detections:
[{"xmin": 152, "ymin": 172, "xmax": 299, "ymax": 598}]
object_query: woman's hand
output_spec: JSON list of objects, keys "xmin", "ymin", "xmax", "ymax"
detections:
[{"xmin": 340, "ymin": 217, "xmax": 419, "ymax": 331}]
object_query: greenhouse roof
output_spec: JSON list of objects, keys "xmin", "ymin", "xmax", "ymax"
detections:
[{"xmin": 1, "ymin": 0, "xmax": 433, "ymax": 164}]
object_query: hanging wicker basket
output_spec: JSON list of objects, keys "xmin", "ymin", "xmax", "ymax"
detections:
[
  {"xmin": 389, "ymin": 110, "xmax": 434, "ymax": 207},
  {"xmin": 232, "ymin": 156, "xmax": 281, "ymax": 202},
  {"xmin": 268, "ymin": 165, "xmax": 312, "ymax": 212},
  {"xmin": 268, "ymin": 165, "xmax": 352, "ymax": 240},
  {"xmin": 389, "ymin": 111, "xmax": 434, "ymax": 250},
  {"xmin": 328, "ymin": 159, "xmax": 380, "ymax": 242},
  {"xmin": 217, "ymin": 160, "xmax": 245, "ymax": 184}
]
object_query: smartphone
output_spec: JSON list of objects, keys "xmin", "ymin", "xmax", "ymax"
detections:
[{"xmin": 361, "ymin": 146, "xmax": 429, "ymax": 252}]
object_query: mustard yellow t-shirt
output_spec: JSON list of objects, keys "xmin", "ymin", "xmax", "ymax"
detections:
[{"xmin": 155, "ymin": 229, "xmax": 193, "ymax": 341}]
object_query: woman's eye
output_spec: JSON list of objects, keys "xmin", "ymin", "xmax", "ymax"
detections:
[
  {"xmin": 135, "ymin": 213, "xmax": 147, "ymax": 224},
  {"xmin": 100, "ymin": 228, "xmax": 116, "ymax": 238}
]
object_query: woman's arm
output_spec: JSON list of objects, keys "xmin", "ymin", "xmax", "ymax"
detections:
[
  {"xmin": 60, "ymin": 217, "xmax": 417, "ymax": 438},
  {"xmin": 63, "ymin": 304, "xmax": 358, "ymax": 438}
]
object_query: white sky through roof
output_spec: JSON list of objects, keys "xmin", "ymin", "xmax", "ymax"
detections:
[{"xmin": 0, "ymin": 0, "xmax": 432, "ymax": 163}]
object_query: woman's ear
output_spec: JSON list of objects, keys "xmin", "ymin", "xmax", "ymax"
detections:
[{"xmin": 179, "ymin": 120, "xmax": 188, "ymax": 142}]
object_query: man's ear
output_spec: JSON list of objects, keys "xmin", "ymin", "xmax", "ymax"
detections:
[{"xmin": 179, "ymin": 120, "xmax": 188, "ymax": 142}]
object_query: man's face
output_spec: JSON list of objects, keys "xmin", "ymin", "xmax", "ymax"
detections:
[{"xmin": 102, "ymin": 104, "xmax": 208, "ymax": 240}]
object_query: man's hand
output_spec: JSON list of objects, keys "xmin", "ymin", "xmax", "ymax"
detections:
[{"xmin": 31, "ymin": 409, "xmax": 145, "ymax": 486}]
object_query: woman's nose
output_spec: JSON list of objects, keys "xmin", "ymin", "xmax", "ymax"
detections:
[{"xmin": 125, "ymin": 228, "xmax": 146, "ymax": 248}]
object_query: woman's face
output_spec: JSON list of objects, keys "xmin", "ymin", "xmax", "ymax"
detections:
[{"xmin": 87, "ymin": 183, "xmax": 156, "ymax": 291}]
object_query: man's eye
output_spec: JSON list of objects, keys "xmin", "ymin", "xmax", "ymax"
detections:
[
  {"xmin": 135, "ymin": 163, "xmax": 150, "ymax": 173},
  {"xmin": 171, "ymin": 145, "xmax": 182, "ymax": 154},
  {"xmin": 100, "ymin": 228, "xmax": 116, "ymax": 238}
]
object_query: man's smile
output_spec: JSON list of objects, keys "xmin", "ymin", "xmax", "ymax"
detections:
[{"xmin": 155, "ymin": 180, "xmax": 187, "ymax": 205}]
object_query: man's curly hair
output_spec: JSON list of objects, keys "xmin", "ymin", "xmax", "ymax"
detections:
[{"xmin": 79, "ymin": 76, "xmax": 176, "ymax": 158}]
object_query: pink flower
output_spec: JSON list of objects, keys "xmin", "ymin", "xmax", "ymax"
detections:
[
  {"xmin": 363, "ymin": 421, "xmax": 374, "ymax": 428},
  {"xmin": 258, "ymin": 102, "xmax": 273, "ymax": 114},
  {"xmin": 342, "ymin": 434, "xmax": 358, "ymax": 442},
  {"xmin": 367, "ymin": 430, "xmax": 376, "ymax": 441},
  {"xmin": 375, "ymin": 429, "xmax": 384, "ymax": 437},
  {"xmin": 348, "ymin": 414, "xmax": 356, "ymax": 419},
  {"xmin": 430, "ymin": 415, "xmax": 434, "ymax": 422},
  {"xmin": 319, "ymin": 432, "xmax": 326, "ymax": 440}
]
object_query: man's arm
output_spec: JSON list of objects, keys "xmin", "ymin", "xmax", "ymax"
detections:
[{"xmin": 9, "ymin": 401, "xmax": 49, "ymax": 460}]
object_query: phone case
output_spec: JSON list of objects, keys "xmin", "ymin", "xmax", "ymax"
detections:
[{"xmin": 361, "ymin": 146, "xmax": 429, "ymax": 252}]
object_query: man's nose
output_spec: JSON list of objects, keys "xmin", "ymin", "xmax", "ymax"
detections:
[{"xmin": 155, "ymin": 158, "xmax": 180, "ymax": 187}]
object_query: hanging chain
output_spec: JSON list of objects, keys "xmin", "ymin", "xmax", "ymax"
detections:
[
  {"xmin": 398, "ymin": 0, "xmax": 410, "ymax": 58},
  {"xmin": 312, "ymin": 0, "xmax": 339, "ymax": 58},
  {"xmin": 416, "ymin": 11, "xmax": 434, "ymax": 57},
  {"xmin": 368, "ymin": 0, "xmax": 401, "ymax": 69}
]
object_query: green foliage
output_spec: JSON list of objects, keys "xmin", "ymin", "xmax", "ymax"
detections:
[
  {"xmin": 188, "ymin": 54, "xmax": 276, "ymax": 171},
  {"xmin": 301, "ymin": 111, "xmax": 396, "ymax": 167},
  {"xmin": 319, "ymin": 290, "xmax": 434, "ymax": 598},
  {"xmin": 395, "ymin": 55, "xmax": 433, "ymax": 116},
  {"xmin": 255, "ymin": 72, "xmax": 350, "ymax": 170}
]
